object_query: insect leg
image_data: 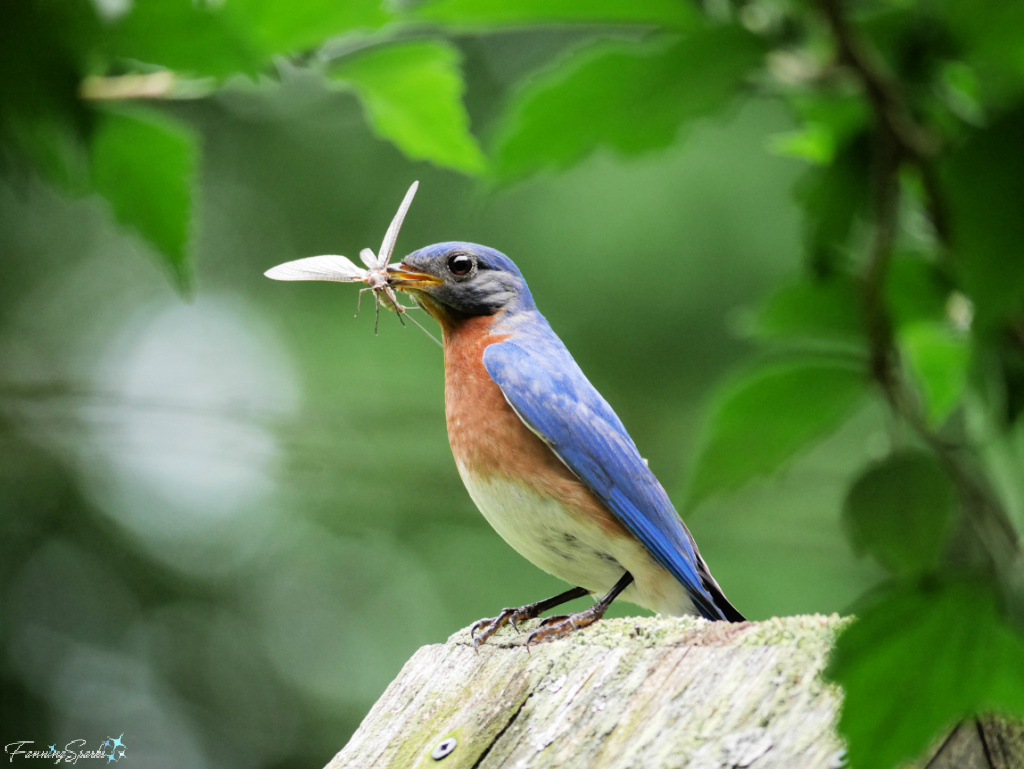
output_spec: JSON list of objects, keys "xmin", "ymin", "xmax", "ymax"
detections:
[
  {"xmin": 356, "ymin": 287, "xmax": 373, "ymax": 317},
  {"xmin": 383, "ymin": 286, "xmax": 407, "ymax": 327}
]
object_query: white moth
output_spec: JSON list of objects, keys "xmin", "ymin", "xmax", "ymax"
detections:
[{"xmin": 264, "ymin": 181, "xmax": 423, "ymax": 336}]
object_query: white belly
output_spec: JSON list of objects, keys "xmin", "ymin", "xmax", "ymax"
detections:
[{"xmin": 457, "ymin": 463, "xmax": 697, "ymax": 616}]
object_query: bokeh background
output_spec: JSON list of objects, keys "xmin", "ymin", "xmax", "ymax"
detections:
[{"xmin": 1, "ymin": 30, "xmax": 889, "ymax": 769}]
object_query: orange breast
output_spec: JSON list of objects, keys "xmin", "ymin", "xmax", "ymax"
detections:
[{"xmin": 442, "ymin": 315, "xmax": 628, "ymax": 538}]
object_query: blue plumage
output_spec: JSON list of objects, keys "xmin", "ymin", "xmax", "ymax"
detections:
[
  {"xmin": 483, "ymin": 320, "xmax": 726, "ymax": 621},
  {"xmin": 267, "ymin": 190, "xmax": 744, "ymax": 644},
  {"xmin": 389, "ymin": 240, "xmax": 743, "ymax": 641}
]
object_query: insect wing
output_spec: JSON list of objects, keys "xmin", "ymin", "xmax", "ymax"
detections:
[
  {"xmin": 377, "ymin": 180, "xmax": 419, "ymax": 268},
  {"xmin": 359, "ymin": 248, "xmax": 380, "ymax": 269},
  {"xmin": 264, "ymin": 254, "xmax": 366, "ymax": 282}
]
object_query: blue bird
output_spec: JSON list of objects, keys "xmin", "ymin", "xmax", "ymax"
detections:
[{"xmin": 387, "ymin": 242, "xmax": 745, "ymax": 646}]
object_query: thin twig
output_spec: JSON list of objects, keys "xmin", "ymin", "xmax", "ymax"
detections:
[
  {"xmin": 817, "ymin": 0, "xmax": 935, "ymax": 158},
  {"xmin": 862, "ymin": 126, "xmax": 901, "ymax": 397},
  {"xmin": 817, "ymin": 0, "xmax": 950, "ymax": 250},
  {"xmin": 80, "ymin": 72, "xmax": 215, "ymax": 101}
]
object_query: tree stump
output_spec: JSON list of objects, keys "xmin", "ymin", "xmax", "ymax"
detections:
[{"xmin": 325, "ymin": 614, "xmax": 1022, "ymax": 769}]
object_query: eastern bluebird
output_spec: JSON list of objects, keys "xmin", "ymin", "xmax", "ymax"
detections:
[{"xmin": 386, "ymin": 243, "xmax": 745, "ymax": 646}]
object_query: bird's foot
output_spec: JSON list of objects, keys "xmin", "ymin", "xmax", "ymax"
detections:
[
  {"xmin": 526, "ymin": 602, "xmax": 609, "ymax": 647},
  {"xmin": 470, "ymin": 603, "xmax": 546, "ymax": 649}
]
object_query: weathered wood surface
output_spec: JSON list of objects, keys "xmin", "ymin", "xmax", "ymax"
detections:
[{"xmin": 325, "ymin": 614, "xmax": 1023, "ymax": 769}]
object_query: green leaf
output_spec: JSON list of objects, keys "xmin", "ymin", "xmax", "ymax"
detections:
[
  {"xmin": 884, "ymin": 254, "xmax": 950, "ymax": 329},
  {"xmin": 0, "ymin": 0, "xmax": 99, "ymax": 191},
  {"xmin": 415, "ymin": 0, "xmax": 697, "ymax": 30},
  {"xmin": 753, "ymin": 274, "xmax": 865, "ymax": 346},
  {"xmin": 332, "ymin": 41, "xmax": 486, "ymax": 175},
  {"xmin": 492, "ymin": 26, "xmax": 763, "ymax": 181},
  {"xmin": 935, "ymin": 0, "xmax": 1024, "ymax": 106},
  {"xmin": 843, "ymin": 451, "xmax": 958, "ymax": 576},
  {"xmin": 227, "ymin": 0, "xmax": 390, "ymax": 57},
  {"xmin": 766, "ymin": 123, "xmax": 836, "ymax": 165},
  {"xmin": 104, "ymin": 0, "xmax": 262, "ymax": 77},
  {"xmin": 827, "ymin": 580, "xmax": 1024, "ymax": 769},
  {"xmin": 91, "ymin": 108, "xmax": 197, "ymax": 292},
  {"xmin": 686, "ymin": 360, "xmax": 867, "ymax": 509},
  {"xmin": 769, "ymin": 93, "xmax": 869, "ymax": 169},
  {"xmin": 944, "ymin": 106, "xmax": 1024, "ymax": 331},
  {"xmin": 795, "ymin": 133, "xmax": 871, "ymax": 274},
  {"xmin": 899, "ymin": 322, "xmax": 971, "ymax": 427},
  {"xmin": 939, "ymin": 61, "xmax": 985, "ymax": 126},
  {"xmin": 790, "ymin": 93, "xmax": 871, "ymax": 150}
]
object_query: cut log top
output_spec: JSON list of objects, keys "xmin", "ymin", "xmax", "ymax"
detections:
[{"xmin": 325, "ymin": 614, "xmax": 1021, "ymax": 769}]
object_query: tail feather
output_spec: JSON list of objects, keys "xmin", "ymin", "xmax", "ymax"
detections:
[
  {"xmin": 705, "ymin": 580, "xmax": 745, "ymax": 622},
  {"xmin": 695, "ymin": 551, "xmax": 746, "ymax": 622}
]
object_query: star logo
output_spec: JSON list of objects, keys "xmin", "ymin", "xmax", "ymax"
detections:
[{"xmin": 101, "ymin": 734, "xmax": 126, "ymax": 763}]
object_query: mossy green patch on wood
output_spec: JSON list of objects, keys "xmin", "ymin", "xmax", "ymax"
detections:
[{"xmin": 331, "ymin": 614, "xmax": 1016, "ymax": 769}]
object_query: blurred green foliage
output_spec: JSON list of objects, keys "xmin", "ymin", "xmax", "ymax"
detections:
[
  {"xmin": 2, "ymin": 1, "xmax": 1023, "ymax": 768},
  {"xmin": 842, "ymin": 450, "xmax": 957, "ymax": 577},
  {"xmin": 91, "ymin": 108, "xmax": 196, "ymax": 289},
  {"xmin": 685, "ymin": 359, "xmax": 866, "ymax": 509},
  {"xmin": 331, "ymin": 40, "xmax": 486, "ymax": 174}
]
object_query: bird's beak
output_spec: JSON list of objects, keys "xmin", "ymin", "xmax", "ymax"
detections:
[{"xmin": 388, "ymin": 263, "xmax": 443, "ymax": 291}]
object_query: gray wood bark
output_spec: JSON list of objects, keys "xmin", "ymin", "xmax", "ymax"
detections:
[{"xmin": 325, "ymin": 614, "xmax": 1023, "ymax": 769}]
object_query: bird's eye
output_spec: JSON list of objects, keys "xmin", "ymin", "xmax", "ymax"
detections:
[{"xmin": 447, "ymin": 253, "xmax": 474, "ymax": 277}]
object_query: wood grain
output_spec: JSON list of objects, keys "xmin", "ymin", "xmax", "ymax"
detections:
[{"xmin": 325, "ymin": 614, "xmax": 1023, "ymax": 769}]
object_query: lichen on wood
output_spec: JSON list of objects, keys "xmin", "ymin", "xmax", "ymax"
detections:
[{"xmin": 324, "ymin": 614, "xmax": 1021, "ymax": 769}]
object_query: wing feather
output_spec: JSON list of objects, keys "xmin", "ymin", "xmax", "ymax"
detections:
[{"xmin": 483, "ymin": 336, "xmax": 725, "ymax": 620}]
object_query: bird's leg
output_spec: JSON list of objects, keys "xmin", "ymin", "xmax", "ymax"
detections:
[
  {"xmin": 471, "ymin": 586, "xmax": 590, "ymax": 650},
  {"xmin": 526, "ymin": 572, "xmax": 635, "ymax": 647}
]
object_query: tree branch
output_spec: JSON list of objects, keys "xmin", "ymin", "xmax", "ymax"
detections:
[
  {"xmin": 816, "ymin": 0, "xmax": 950, "ymax": 249},
  {"xmin": 816, "ymin": 0, "xmax": 1023, "ymax": 613}
]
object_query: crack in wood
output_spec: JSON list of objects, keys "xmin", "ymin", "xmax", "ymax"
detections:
[
  {"xmin": 471, "ymin": 693, "xmax": 530, "ymax": 769},
  {"xmin": 976, "ymin": 718, "xmax": 997, "ymax": 769},
  {"xmin": 326, "ymin": 616, "xmax": 1022, "ymax": 769}
]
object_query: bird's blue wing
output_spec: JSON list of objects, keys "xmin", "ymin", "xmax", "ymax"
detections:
[{"xmin": 483, "ymin": 331, "xmax": 724, "ymax": 620}]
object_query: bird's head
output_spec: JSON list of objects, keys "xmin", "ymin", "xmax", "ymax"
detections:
[{"xmin": 389, "ymin": 242, "xmax": 535, "ymax": 326}]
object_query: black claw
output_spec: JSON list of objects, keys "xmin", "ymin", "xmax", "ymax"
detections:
[{"xmin": 469, "ymin": 611, "xmax": 513, "ymax": 648}]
